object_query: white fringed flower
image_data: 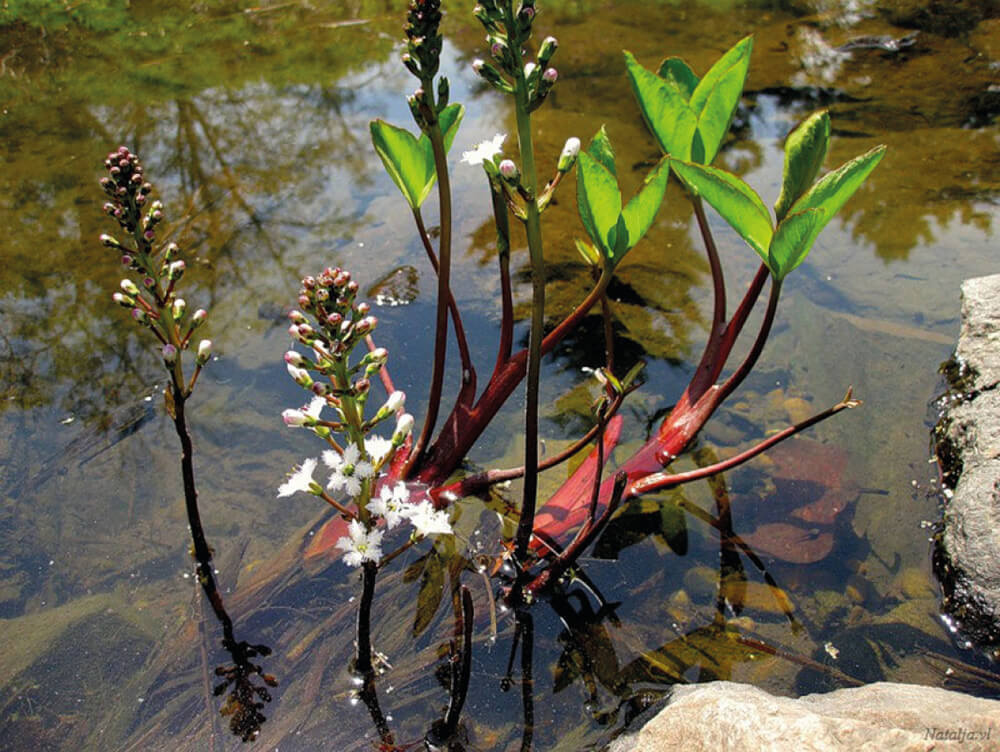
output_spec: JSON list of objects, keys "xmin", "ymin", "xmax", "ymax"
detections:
[
  {"xmin": 461, "ymin": 133, "xmax": 505, "ymax": 166},
  {"xmin": 405, "ymin": 501, "xmax": 453, "ymax": 537},
  {"xmin": 365, "ymin": 435, "xmax": 394, "ymax": 467},
  {"xmin": 324, "ymin": 443, "xmax": 374, "ymax": 497},
  {"xmin": 367, "ymin": 481, "xmax": 411, "ymax": 529},
  {"xmin": 335, "ymin": 519, "xmax": 384, "ymax": 567},
  {"xmin": 277, "ymin": 457, "xmax": 320, "ymax": 498}
]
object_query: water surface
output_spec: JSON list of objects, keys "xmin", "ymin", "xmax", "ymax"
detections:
[{"xmin": 1, "ymin": 1, "xmax": 998, "ymax": 749}]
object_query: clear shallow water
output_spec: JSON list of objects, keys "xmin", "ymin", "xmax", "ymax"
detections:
[{"xmin": 1, "ymin": 1, "xmax": 998, "ymax": 749}]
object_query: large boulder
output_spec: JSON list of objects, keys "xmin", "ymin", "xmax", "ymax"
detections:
[
  {"xmin": 934, "ymin": 274, "xmax": 1000, "ymax": 650},
  {"xmin": 608, "ymin": 681, "xmax": 1000, "ymax": 752}
]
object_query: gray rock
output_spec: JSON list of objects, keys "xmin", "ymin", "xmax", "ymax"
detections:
[
  {"xmin": 608, "ymin": 681, "xmax": 1000, "ymax": 752},
  {"xmin": 935, "ymin": 274, "xmax": 1000, "ymax": 648}
]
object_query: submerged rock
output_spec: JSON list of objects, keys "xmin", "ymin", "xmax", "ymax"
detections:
[
  {"xmin": 608, "ymin": 681, "xmax": 1000, "ymax": 752},
  {"xmin": 934, "ymin": 274, "xmax": 1000, "ymax": 653}
]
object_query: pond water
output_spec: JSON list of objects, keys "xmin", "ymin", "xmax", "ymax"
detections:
[{"xmin": 1, "ymin": 0, "xmax": 999, "ymax": 749}]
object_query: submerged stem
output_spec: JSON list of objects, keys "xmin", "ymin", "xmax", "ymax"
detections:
[{"xmin": 511, "ymin": 65, "xmax": 546, "ymax": 568}]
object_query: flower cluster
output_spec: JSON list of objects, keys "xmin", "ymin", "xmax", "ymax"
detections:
[
  {"xmin": 402, "ymin": 0, "xmax": 449, "ymax": 130},
  {"xmin": 277, "ymin": 266, "xmax": 451, "ymax": 567},
  {"xmin": 471, "ymin": 2, "xmax": 556, "ymax": 112},
  {"xmin": 99, "ymin": 147, "xmax": 211, "ymax": 385}
]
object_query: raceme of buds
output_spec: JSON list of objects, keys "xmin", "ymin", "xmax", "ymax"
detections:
[
  {"xmin": 558, "ymin": 137, "xmax": 581, "ymax": 172},
  {"xmin": 404, "ymin": 0, "xmax": 443, "ymax": 82}
]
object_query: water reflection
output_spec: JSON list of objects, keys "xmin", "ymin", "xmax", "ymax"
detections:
[{"xmin": 3, "ymin": 0, "xmax": 1000, "ymax": 750}]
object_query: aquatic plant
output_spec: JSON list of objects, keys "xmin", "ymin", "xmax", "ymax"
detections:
[
  {"xmin": 97, "ymin": 0, "xmax": 886, "ymax": 744},
  {"xmin": 98, "ymin": 147, "xmax": 275, "ymax": 741}
]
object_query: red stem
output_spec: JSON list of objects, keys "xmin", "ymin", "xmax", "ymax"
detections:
[
  {"xmin": 629, "ymin": 388, "xmax": 859, "ymax": 497},
  {"xmin": 412, "ymin": 268, "xmax": 613, "ymax": 485}
]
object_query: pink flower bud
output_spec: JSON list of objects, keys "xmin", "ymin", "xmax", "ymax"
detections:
[
  {"xmin": 284, "ymin": 350, "xmax": 306, "ymax": 367},
  {"xmin": 196, "ymin": 339, "xmax": 213, "ymax": 366},
  {"xmin": 499, "ymin": 159, "xmax": 519, "ymax": 181}
]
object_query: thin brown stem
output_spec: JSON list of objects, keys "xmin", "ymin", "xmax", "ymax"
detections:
[
  {"xmin": 433, "ymin": 389, "xmax": 628, "ymax": 499},
  {"xmin": 365, "ymin": 335, "xmax": 396, "ymax": 396},
  {"xmin": 491, "ymin": 181, "xmax": 515, "ymax": 374},
  {"xmin": 406, "ymin": 123, "xmax": 454, "ymax": 476},
  {"xmin": 717, "ymin": 276, "xmax": 782, "ymax": 403},
  {"xmin": 317, "ymin": 490, "xmax": 357, "ymax": 519},
  {"xmin": 354, "ymin": 561, "xmax": 378, "ymax": 674},
  {"xmin": 694, "ymin": 196, "xmax": 727, "ymax": 341},
  {"xmin": 412, "ymin": 209, "xmax": 475, "ymax": 388},
  {"xmin": 629, "ymin": 387, "xmax": 860, "ymax": 497}
]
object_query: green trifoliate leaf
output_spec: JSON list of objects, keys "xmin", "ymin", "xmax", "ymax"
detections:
[
  {"xmin": 370, "ymin": 119, "xmax": 426, "ymax": 209},
  {"xmin": 768, "ymin": 207, "xmax": 824, "ymax": 280},
  {"xmin": 369, "ymin": 103, "xmax": 464, "ymax": 209},
  {"xmin": 586, "ymin": 125, "xmax": 617, "ymax": 177},
  {"xmin": 577, "ymin": 132, "xmax": 669, "ymax": 269},
  {"xmin": 788, "ymin": 144, "xmax": 886, "ymax": 251},
  {"xmin": 577, "ymin": 151, "xmax": 622, "ymax": 257},
  {"xmin": 669, "ymin": 160, "xmax": 773, "ymax": 264},
  {"xmin": 624, "ymin": 50, "xmax": 697, "ymax": 160},
  {"xmin": 621, "ymin": 156, "xmax": 670, "ymax": 253},
  {"xmin": 774, "ymin": 110, "xmax": 830, "ymax": 223},
  {"xmin": 688, "ymin": 36, "xmax": 753, "ymax": 165},
  {"xmin": 657, "ymin": 57, "xmax": 699, "ymax": 100}
]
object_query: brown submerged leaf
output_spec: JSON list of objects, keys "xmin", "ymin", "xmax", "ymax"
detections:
[{"xmin": 742, "ymin": 522, "xmax": 834, "ymax": 564}]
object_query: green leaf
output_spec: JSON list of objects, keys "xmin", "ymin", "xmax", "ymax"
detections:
[
  {"xmin": 369, "ymin": 103, "xmax": 464, "ymax": 209},
  {"xmin": 669, "ymin": 160, "xmax": 773, "ymax": 263},
  {"xmin": 657, "ymin": 57, "xmax": 698, "ymax": 100},
  {"xmin": 689, "ymin": 36, "xmax": 753, "ymax": 117},
  {"xmin": 774, "ymin": 110, "xmax": 830, "ymax": 223},
  {"xmin": 609, "ymin": 213, "xmax": 630, "ymax": 259},
  {"xmin": 621, "ymin": 156, "xmax": 670, "ymax": 252},
  {"xmin": 412, "ymin": 103, "xmax": 465, "ymax": 207},
  {"xmin": 788, "ymin": 144, "xmax": 886, "ymax": 250},
  {"xmin": 437, "ymin": 102, "xmax": 464, "ymax": 152},
  {"xmin": 577, "ymin": 151, "xmax": 622, "ymax": 258},
  {"xmin": 624, "ymin": 50, "xmax": 698, "ymax": 160},
  {"xmin": 586, "ymin": 125, "xmax": 617, "ymax": 177},
  {"xmin": 689, "ymin": 36, "xmax": 753, "ymax": 165},
  {"xmin": 768, "ymin": 208, "xmax": 824, "ymax": 280},
  {"xmin": 370, "ymin": 119, "xmax": 429, "ymax": 209}
]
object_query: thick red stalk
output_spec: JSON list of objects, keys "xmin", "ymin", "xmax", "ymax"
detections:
[{"xmin": 412, "ymin": 268, "xmax": 613, "ymax": 486}]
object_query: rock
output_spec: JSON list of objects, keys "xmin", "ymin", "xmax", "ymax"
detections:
[
  {"xmin": 607, "ymin": 681, "xmax": 1000, "ymax": 752},
  {"xmin": 934, "ymin": 274, "xmax": 1000, "ymax": 651}
]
